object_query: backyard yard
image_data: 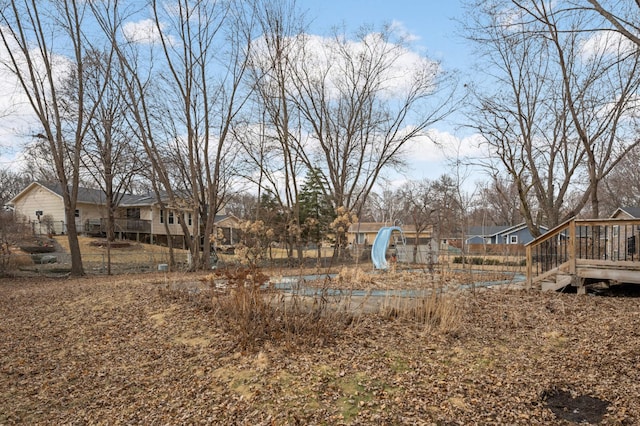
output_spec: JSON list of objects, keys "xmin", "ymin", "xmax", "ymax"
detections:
[{"xmin": 1, "ymin": 266, "xmax": 640, "ymax": 424}]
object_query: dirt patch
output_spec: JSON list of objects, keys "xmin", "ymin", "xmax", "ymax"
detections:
[{"xmin": 88, "ymin": 239, "xmax": 132, "ymax": 249}]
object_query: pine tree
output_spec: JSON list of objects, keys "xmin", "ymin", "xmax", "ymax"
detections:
[{"xmin": 298, "ymin": 168, "xmax": 335, "ymax": 258}]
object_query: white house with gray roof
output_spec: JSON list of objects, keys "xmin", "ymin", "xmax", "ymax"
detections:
[{"xmin": 8, "ymin": 181, "xmax": 240, "ymax": 248}]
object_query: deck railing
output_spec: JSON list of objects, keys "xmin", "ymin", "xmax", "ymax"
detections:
[
  {"xmin": 85, "ymin": 218, "xmax": 152, "ymax": 234},
  {"xmin": 526, "ymin": 217, "xmax": 640, "ymax": 287}
]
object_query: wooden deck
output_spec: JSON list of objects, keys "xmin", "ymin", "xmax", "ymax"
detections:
[{"xmin": 526, "ymin": 217, "xmax": 640, "ymax": 293}]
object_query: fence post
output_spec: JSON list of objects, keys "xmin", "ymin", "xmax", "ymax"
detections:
[
  {"xmin": 568, "ymin": 219, "xmax": 576, "ymax": 275},
  {"xmin": 526, "ymin": 245, "xmax": 532, "ymax": 289}
]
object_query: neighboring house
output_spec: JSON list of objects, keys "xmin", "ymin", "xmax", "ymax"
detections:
[
  {"xmin": 8, "ymin": 181, "xmax": 241, "ymax": 248},
  {"xmin": 611, "ymin": 206, "xmax": 640, "ymax": 219},
  {"xmin": 465, "ymin": 222, "xmax": 549, "ymax": 255},
  {"xmin": 608, "ymin": 207, "xmax": 640, "ymax": 260},
  {"xmin": 346, "ymin": 222, "xmax": 437, "ymax": 263},
  {"xmin": 466, "ymin": 223, "xmax": 547, "ymax": 246}
]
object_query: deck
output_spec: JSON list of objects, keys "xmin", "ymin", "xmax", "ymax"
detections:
[
  {"xmin": 526, "ymin": 217, "xmax": 640, "ymax": 293},
  {"xmin": 84, "ymin": 218, "xmax": 152, "ymax": 235}
]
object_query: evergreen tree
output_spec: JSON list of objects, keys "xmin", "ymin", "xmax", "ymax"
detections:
[{"xmin": 298, "ymin": 168, "xmax": 335, "ymax": 257}]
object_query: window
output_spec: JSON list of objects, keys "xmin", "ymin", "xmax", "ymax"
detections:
[
  {"xmin": 510, "ymin": 235, "xmax": 518, "ymax": 244},
  {"xmin": 126, "ymin": 208, "xmax": 141, "ymax": 219},
  {"xmin": 356, "ymin": 233, "xmax": 365, "ymax": 244},
  {"xmin": 160, "ymin": 209, "xmax": 164, "ymax": 224},
  {"xmin": 187, "ymin": 212, "xmax": 192, "ymax": 226},
  {"xmin": 168, "ymin": 211, "xmax": 174, "ymax": 224},
  {"xmin": 74, "ymin": 209, "xmax": 80, "ymax": 218}
]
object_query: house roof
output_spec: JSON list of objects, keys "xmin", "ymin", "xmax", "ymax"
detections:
[
  {"xmin": 466, "ymin": 222, "xmax": 548, "ymax": 238},
  {"xmin": 10, "ymin": 182, "xmax": 239, "ymax": 223},
  {"xmin": 467, "ymin": 225, "xmax": 512, "ymax": 238},
  {"xmin": 611, "ymin": 207, "xmax": 640, "ymax": 218},
  {"xmin": 9, "ymin": 181, "xmax": 172, "ymax": 207},
  {"xmin": 347, "ymin": 222, "xmax": 420, "ymax": 234},
  {"xmin": 214, "ymin": 214, "xmax": 240, "ymax": 226}
]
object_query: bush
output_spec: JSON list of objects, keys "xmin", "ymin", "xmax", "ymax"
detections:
[
  {"xmin": 452, "ymin": 256, "xmax": 516, "ymax": 266},
  {"xmin": 209, "ymin": 267, "xmax": 353, "ymax": 351},
  {"xmin": 380, "ymin": 291, "xmax": 462, "ymax": 334},
  {"xmin": 0, "ymin": 212, "xmax": 32, "ymax": 276}
]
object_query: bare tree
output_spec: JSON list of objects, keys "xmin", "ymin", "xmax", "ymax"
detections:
[
  {"xmin": 0, "ymin": 0, "xmax": 108, "ymax": 275},
  {"xmin": 287, "ymin": 25, "xmax": 460, "ymax": 219},
  {"xmin": 148, "ymin": 0, "xmax": 256, "ymax": 270},
  {"xmin": 241, "ymin": 0, "xmax": 309, "ymax": 261},
  {"xmin": 523, "ymin": 1, "xmax": 640, "ymax": 218},
  {"xmin": 580, "ymin": 0, "xmax": 640, "ymax": 47},
  {"xmin": 398, "ymin": 180, "xmax": 437, "ymax": 263},
  {"xmin": 76, "ymin": 48, "xmax": 142, "ymax": 275},
  {"xmin": 0, "ymin": 168, "xmax": 30, "ymax": 206},
  {"xmin": 90, "ymin": 1, "xmax": 184, "ymax": 267},
  {"xmin": 471, "ymin": 176, "xmax": 524, "ymax": 227},
  {"xmin": 361, "ymin": 188, "xmax": 404, "ymax": 224},
  {"xmin": 465, "ymin": 0, "xmax": 640, "ymax": 234},
  {"xmin": 600, "ymin": 144, "xmax": 640, "ymax": 214},
  {"xmin": 92, "ymin": 0, "xmax": 255, "ymax": 270}
]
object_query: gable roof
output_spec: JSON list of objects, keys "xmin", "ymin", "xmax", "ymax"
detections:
[
  {"xmin": 9, "ymin": 181, "xmax": 171, "ymax": 208},
  {"xmin": 611, "ymin": 207, "xmax": 640, "ymax": 218}
]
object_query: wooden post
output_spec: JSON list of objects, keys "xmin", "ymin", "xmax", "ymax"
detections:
[
  {"xmin": 526, "ymin": 245, "xmax": 532, "ymax": 289},
  {"xmin": 568, "ymin": 219, "xmax": 576, "ymax": 275}
]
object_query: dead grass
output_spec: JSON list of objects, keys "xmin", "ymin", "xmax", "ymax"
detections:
[
  {"xmin": 2, "ymin": 273, "xmax": 640, "ymax": 424},
  {"xmin": 54, "ymin": 235, "xmax": 189, "ymax": 257}
]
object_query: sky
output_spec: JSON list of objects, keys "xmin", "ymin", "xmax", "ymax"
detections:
[
  {"xmin": 308, "ymin": 0, "xmax": 470, "ymax": 70},
  {"xmin": 306, "ymin": 0, "xmax": 481, "ymax": 188},
  {"xmin": 0, "ymin": 0, "xmax": 482, "ymax": 190}
]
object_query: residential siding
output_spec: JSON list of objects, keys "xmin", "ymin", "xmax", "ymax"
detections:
[
  {"xmin": 150, "ymin": 207, "xmax": 188, "ymax": 236},
  {"xmin": 77, "ymin": 203, "xmax": 106, "ymax": 223},
  {"xmin": 13, "ymin": 186, "xmax": 65, "ymax": 223}
]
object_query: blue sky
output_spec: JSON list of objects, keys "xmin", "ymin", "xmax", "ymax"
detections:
[{"xmin": 307, "ymin": 0, "xmax": 470, "ymax": 71}]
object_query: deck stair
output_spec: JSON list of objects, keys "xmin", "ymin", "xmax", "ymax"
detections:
[{"xmin": 540, "ymin": 273, "xmax": 573, "ymax": 292}]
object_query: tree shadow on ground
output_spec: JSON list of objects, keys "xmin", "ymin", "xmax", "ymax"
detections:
[{"xmin": 543, "ymin": 389, "xmax": 610, "ymax": 424}]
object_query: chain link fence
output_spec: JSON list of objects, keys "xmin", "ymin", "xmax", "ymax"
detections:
[{"xmin": 2, "ymin": 251, "xmax": 194, "ymax": 276}]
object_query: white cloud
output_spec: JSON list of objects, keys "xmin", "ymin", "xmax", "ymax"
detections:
[
  {"xmin": 579, "ymin": 30, "xmax": 635, "ymax": 60},
  {"xmin": 403, "ymin": 128, "xmax": 484, "ymax": 163},
  {"xmin": 122, "ymin": 19, "xmax": 171, "ymax": 45},
  {"xmin": 389, "ymin": 20, "xmax": 420, "ymax": 43},
  {"xmin": 253, "ymin": 29, "xmax": 440, "ymax": 101}
]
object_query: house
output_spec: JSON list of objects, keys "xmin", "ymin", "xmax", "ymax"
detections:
[
  {"xmin": 611, "ymin": 207, "xmax": 640, "ymax": 219},
  {"xmin": 346, "ymin": 222, "xmax": 437, "ymax": 263},
  {"xmin": 607, "ymin": 207, "xmax": 640, "ymax": 260},
  {"xmin": 465, "ymin": 222, "xmax": 549, "ymax": 255},
  {"xmin": 8, "ymin": 182, "xmax": 241, "ymax": 248}
]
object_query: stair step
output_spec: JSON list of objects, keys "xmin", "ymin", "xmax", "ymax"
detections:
[{"xmin": 541, "ymin": 274, "xmax": 573, "ymax": 292}]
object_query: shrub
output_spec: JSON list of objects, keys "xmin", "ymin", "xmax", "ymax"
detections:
[
  {"xmin": 0, "ymin": 212, "xmax": 32, "ymax": 276},
  {"xmin": 379, "ymin": 290, "xmax": 462, "ymax": 334},
  {"xmin": 452, "ymin": 256, "xmax": 504, "ymax": 266},
  {"xmin": 209, "ymin": 267, "xmax": 353, "ymax": 351}
]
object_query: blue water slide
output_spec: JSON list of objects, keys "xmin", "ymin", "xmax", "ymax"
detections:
[{"xmin": 371, "ymin": 226, "xmax": 402, "ymax": 270}]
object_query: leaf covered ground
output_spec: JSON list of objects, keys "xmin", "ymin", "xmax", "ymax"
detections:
[{"xmin": 1, "ymin": 272, "xmax": 640, "ymax": 425}]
